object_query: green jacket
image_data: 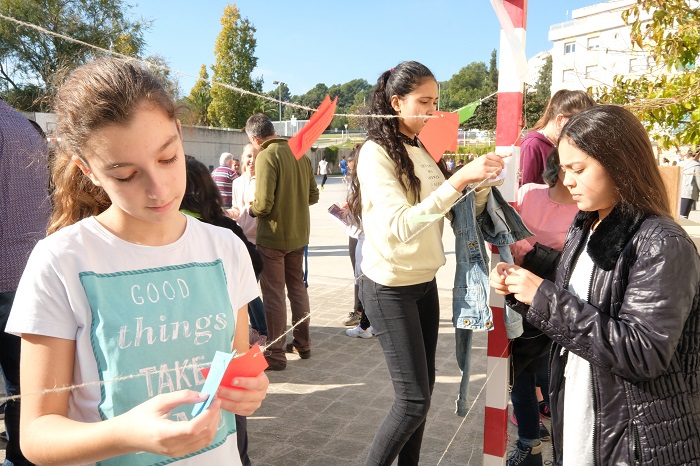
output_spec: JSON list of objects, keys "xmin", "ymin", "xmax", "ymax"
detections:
[{"xmin": 251, "ymin": 138, "xmax": 319, "ymax": 249}]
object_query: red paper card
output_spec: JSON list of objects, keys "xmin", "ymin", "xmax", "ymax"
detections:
[
  {"xmin": 418, "ymin": 111, "xmax": 459, "ymax": 162},
  {"xmin": 200, "ymin": 343, "xmax": 268, "ymax": 390},
  {"xmin": 288, "ymin": 95, "xmax": 338, "ymax": 160}
]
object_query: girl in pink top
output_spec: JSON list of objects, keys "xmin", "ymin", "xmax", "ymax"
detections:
[{"xmin": 512, "ymin": 150, "xmax": 579, "ymax": 265}]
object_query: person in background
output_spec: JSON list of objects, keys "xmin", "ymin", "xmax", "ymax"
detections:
[
  {"xmin": 317, "ymin": 155, "xmax": 330, "ymax": 190},
  {"xmin": 212, "ymin": 152, "xmax": 239, "ymax": 208},
  {"xmin": 230, "ymin": 143, "xmax": 268, "ymax": 348},
  {"xmin": 491, "ymin": 105, "xmax": 700, "ymax": 466},
  {"xmin": 680, "ymin": 150, "xmax": 700, "ymax": 218},
  {"xmin": 232, "ymin": 157, "xmax": 241, "ymax": 177},
  {"xmin": 349, "ymin": 60, "xmax": 504, "ymax": 465},
  {"xmin": 519, "ymin": 90, "xmax": 595, "ymax": 186},
  {"xmin": 340, "ymin": 148, "xmax": 373, "ymax": 338},
  {"xmin": 339, "ymin": 155, "xmax": 348, "ymax": 184},
  {"xmin": 0, "ymin": 97, "xmax": 50, "ymax": 466},
  {"xmin": 246, "ymin": 113, "xmax": 319, "ymax": 372},
  {"xmin": 7, "ymin": 58, "xmax": 268, "ymax": 466}
]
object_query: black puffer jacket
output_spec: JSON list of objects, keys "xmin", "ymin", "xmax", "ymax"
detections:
[{"xmin": 509, "ymin": 205, "xmax": 700, "ymax": 465}]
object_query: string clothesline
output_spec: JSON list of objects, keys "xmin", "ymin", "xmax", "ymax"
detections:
[{"xmin": 0, "ymin": 12, "xmax": 496, "ymax": 124}]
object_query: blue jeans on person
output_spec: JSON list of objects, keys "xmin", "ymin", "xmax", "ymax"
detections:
[
  {"xmin": 362, "ymin": 277, "xmax": 440, "ymax": 466},
  {"xmin": 510, "ymin": 354, "xmax": 550, "ymax": 445},
  {"xmin": 247, "ymin": 296, "xmax": 267, "ymax": 337},
  {"xmin": 0, "ymin": 291, "xmax": 34, "ymax": 466}
]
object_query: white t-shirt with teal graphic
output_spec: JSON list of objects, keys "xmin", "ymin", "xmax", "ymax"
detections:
[{"xmin": 8, "ymin": 215, "xmax": 258, "ymax": 466}]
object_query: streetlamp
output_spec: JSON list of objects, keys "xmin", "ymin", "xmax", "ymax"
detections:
[{"xmin": 272, "ymin": 80, "xmax": 285, "ymax": 122}]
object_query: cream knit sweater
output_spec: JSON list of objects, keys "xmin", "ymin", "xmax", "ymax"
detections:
[{"xmin": 357, "ymin": 140, "xmax": 461, "ymax": 286}]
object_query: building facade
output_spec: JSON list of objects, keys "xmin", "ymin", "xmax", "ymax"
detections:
[{"xmin": 548, "ymin": 0, "xmax": 653, "ymax": 93}]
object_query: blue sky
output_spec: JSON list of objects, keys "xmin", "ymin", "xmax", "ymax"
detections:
[{"xmin": 136, "ymin": 1, "xmax": 597, "ymax": 96}]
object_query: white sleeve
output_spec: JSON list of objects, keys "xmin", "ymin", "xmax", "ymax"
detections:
[{"xmin": 7, "ymin": 240, "xmax": 80, "ymax": 340}]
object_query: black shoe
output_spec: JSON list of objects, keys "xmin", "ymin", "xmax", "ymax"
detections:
[
  {"xmin": 285, "ymin": 343, "xmax": 311, "ymax": 359},
  {"xmin": 264, "ymin": 355, "xmax": 286, "ymax": 371},
  {"xmin": 506, "ymin": 440, "xmax": 543, "ymax": 466}
]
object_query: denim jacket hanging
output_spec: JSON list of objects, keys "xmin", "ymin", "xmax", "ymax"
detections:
[
  {"xmin": 451, "ymin": 187, "xmax": 532, "ymax": 339},
  {"xmin": 451, "ymin": 186, "xmax": 532, "ymax": 416}
]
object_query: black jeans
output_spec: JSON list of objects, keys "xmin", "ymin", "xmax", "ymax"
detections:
[
  {"xmin": 0, "ymin": 291, "xmax": 33, "ymax": 466},
  {"xmin": 362, "ymin": 278, "xmax": 440, "ymax": 466}
]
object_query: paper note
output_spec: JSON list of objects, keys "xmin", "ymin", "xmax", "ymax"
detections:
[
  {"xmin": 418, "ymin": 111, "xmax": 459, "ymax": 162},
  {"xmin": 191, "ymin": 350, "xmax": 235, "ymax": 417},
  {"xmin": 288, "ymin": 95, "xmax": 338, "ymax": 159},
  {"xmin": 199, "ymin": 343, "xmax": 268, "ymax": 390},
  {"xmin": 456, "ymin": 101, "xmax": 480, "ymax": 124}
]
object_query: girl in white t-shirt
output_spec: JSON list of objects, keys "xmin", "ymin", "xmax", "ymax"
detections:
[{"xmin": 6, "ymin": 58, "xmax": 268, "ymax": 466}]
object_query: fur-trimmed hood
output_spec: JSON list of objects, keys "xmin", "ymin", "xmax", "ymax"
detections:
[{"xmin": 572, "ymin": 204, "xmax": 648, "ymax": 271}]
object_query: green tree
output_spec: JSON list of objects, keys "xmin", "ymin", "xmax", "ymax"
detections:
[
  {"xmin": 144, "ymin": 54, "xmax": 180, "ymax": 100},
  {"xmin": 208, "ymin": 3, "xmax": 262, "ymax": 128},
  {"xmin": 0, "ymin": 0, "xmax": 148, "ymax": 110},
  {"xmin": 182, "ymin": 65, "xmax": 212, "ymax": 126},
  {"xmin": 595, "ymin": 0, "xmax": 700, "ymax": 147},
  {"xmin": 523, "ymin": 54, "xmax": 552, "ymax": 128}
]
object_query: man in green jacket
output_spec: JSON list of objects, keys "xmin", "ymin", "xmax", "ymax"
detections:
[{"xmin": 246, "ymin": 113, "xmax": 319, "ymax": 371}]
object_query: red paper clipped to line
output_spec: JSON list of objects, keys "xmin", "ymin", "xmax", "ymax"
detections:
[
  {"xmin": 288, "ymin": 95, "xmax": 338, "ymax": 160},
  {"xmin": 418, "ymin": 111, "xmax": 460, "ymax": 162},
  {"xmin": 200, "ymin": 343, "xmax": 268, "ymax": 390}
]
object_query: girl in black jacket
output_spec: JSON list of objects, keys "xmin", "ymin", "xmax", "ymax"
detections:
[{"xmin": 491, "ymin": 105, "xmax": 700, "ymax": 466}]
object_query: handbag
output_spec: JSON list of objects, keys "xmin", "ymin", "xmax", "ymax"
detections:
[{"xmin": 521, "ymin": 242, "xmax": 561, "ymax": 282}]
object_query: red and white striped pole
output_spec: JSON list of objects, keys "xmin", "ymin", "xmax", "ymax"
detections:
[{"xmin": 484, "ymin": 1, "xmax": 527, "ymax": 465}]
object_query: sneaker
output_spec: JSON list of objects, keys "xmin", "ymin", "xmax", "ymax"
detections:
[
  {"xmin": 343, "ymin": 311, "xmax": 361, "ymax": 326},
  {"xmin": 368, "ymin": 326, "xmax": 376, "ymax": 335},
  {"xmin": 539, "ymin": 400, "xmax": 550, "ymax": 419},
  {"xmin": 346, "ymin": 325, "xmax": 373, "ymax": 339},
  {"xmin": 539, "ymin": 421, "xmax": 551, "ymax": 442},
  {"xmin": 285, "ymin": 343, "xmax": 311, "ymax": 359},
  {"xmin": 506, "ymin": 440, "xmax": 543, "ymax": 466}
]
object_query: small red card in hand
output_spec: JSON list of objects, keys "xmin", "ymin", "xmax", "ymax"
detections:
[{"xmin": 200, "ymin": 343, "xmax": 268, "ymax": 390}]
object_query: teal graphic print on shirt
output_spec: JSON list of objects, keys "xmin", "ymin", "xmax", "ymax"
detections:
[{"xmin": 80, "ymin": 260, "xmax": 236, "ymax": 466}]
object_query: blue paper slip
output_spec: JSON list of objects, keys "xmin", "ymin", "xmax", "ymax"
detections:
[
  {"xmin": 191, "ymin": 350, "xmax": 236, "ymax": 417},
  {"xmin": 410, "ymin": 213, "xmax": 444, "ymax": 223}
]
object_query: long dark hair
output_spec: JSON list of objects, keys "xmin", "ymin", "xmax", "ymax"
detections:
[
  {"xmin": 559, "ymin": 105, "xmax": 670, "ymax": 218},
  {"xmin": 181, "ymin": 155, "xmax": 227, "ymax": 222},
  {"xmin": 349, "ymin": 61, "xmax": 446, "ymax": 221}
]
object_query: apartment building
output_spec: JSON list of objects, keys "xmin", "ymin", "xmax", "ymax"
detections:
[{"xmin": 548, "ymin": 0, "xmax": 653, "ymax": 93}]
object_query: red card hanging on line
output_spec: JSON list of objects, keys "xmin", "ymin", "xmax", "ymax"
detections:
[
  {"xmin": 418, "ymin": 111, "xmax": 459, "ymax": 162},
  {"xmin": 200, "ymin": 343, "xmax": 268, "ymax": 390},
  {"xmin": 288, "ymin": 95, "xmax": 338, "ymax": 160}
]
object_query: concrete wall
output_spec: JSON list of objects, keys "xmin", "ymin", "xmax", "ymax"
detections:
[{"xmin": 181, "ymin": 126, "xmax": 250, "ymax": 171}]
